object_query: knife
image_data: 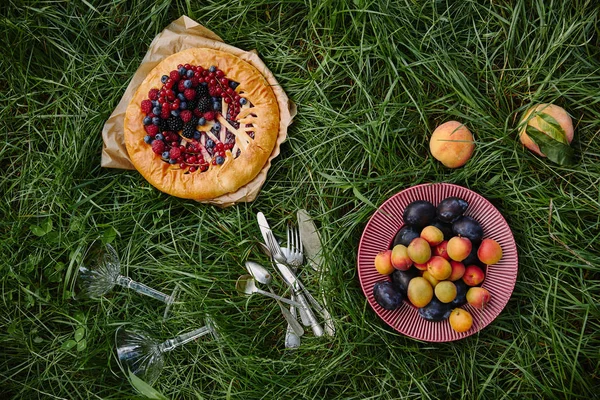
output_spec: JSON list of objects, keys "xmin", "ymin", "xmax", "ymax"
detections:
[
  {"xmin": 297, "ymin": 209, "xmax": 335, "ymax": 336},
  {"xmin": 257, "ymin": 212, "xmax": 324, "ymax": 337}
]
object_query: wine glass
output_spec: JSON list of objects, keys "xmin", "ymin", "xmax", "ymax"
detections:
[
  {"xmin": 76, "ymin": 241, "xmax": 179, "ymax": 319},
  {"xmin": 115, "ymin": 317, "xmax": 219, "ymax": 384}
]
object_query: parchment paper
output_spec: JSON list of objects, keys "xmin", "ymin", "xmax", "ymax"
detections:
[{"xmin": 101, "ymin": 15, "xmax": 296, "ymax": 207}]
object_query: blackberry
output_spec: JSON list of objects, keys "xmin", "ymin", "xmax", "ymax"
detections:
[
  {"xmin": 181, "ymin": 117, "xmax": 199, "ymax": 139},
  {"xmin": 196, "ymin": 96, "xmax": 212, "ymax": 113},
  {"xmin": 167, "ymin": 116, "xmax": 184, "ymax": 132},
  {"xmin": 158, "ymin": 119, "xmax": 169, "ymax": 132},
  {"xmin": 187, "ymin": 99, "xmax": 198, "ymax": 110},
  {"xmin": 196, "ymin": 84, "xmax": 209, "ymax": 97}
]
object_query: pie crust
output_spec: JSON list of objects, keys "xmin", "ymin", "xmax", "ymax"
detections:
[{"xmin": 124, "ymin": 48, "xmax": 280, "ymax": 200}]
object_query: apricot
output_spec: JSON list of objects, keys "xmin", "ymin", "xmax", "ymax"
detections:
[
  {"xmin": 433, "ymin": 240, "xmax": 450, "ymax": 260},
  {"xmin": 477, "ymin": 238, "xmax": 503, "ymax": 265},
  {"xmin": 414, "ymin": 261, "xmax": 428, "ymax": 271},
  {"xmin": 391, "ymin": 244, "xmax": 412, "ymax": 271},
  {"xmin": 448, "ymin": 261, "xmax": 466, "ymax": 281},
  {"xmin": 426, "ymin": 256, "xmax": 452, "ymax": 281},
  {"xmin": 374, "ymin": 250, "xmax": 394, "ymax": 275},
  {"xmin": 449, "ymin": 308, "xmax": 473, "ymax": 333},
  {"xmin": 466, "ymin": 287, "xmax": 491, "ymax": 309},
  {"xmin": 429, "ymin": 121, "xmax": 475, "ymax": 168},
  {"xmin": 422, "ymin": 271, "xmax": 440, "ymax": 288},
  {"xmin": 420, "ymin": 225, "xmax": 444, "ymax": 246},
  {"xmin": 518, "ymin": 103, "xmax": 574, "ymax": 158},
  {"xmin": 407, "ymin": 237, "xmax": 431, "ymax": 264},
  {"xmin": 435, "ymin": 281, "xmax": 457, "ymax": 303},
  {"xmin": 447, "ymin": 236, "xmax": 472, "ymax": 262},
  {"xmin": 462, "ymin": 265, "xmax": 485, "ymax": 286},
  {"xmin": 407, "ymin": 277, "xmax": 433, "ymax": 308}
]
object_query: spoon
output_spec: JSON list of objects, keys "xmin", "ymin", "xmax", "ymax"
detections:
[
  {"xmin": 245, "ymin": 261, "xmax": 304, "ymax": 338},
  {"xmin": 236, "ymin": 275, "xmax": 302, "ymax": 308}
]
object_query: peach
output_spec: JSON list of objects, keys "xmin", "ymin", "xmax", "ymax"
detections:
[
  {"xmin": 429, "ymin": 121, "xmax": 475, "ymax": 168},
  {"xmin": 407, "ymin": 277, "xmax": 433, "ymax": 308},
  {"xmin": 448, "ymin": 261, "xmax": 466, "ymax": 281},
  {"xmin": 420, "ymin": 225, "xmax": 444, "ymax": 246},
  {"xmin": 447, "ymin": 236, "xmax": 472, "ymax": 262},
  {"xmin": 478, "ymin": 238, "xmax": 503, "ymax": 265},
  {"xmin": 435, "ymin": 281, "xmax": 457, "ymax": 303},
  {"xmin": 518, "ymin": 103, "xmax": 574, "ymax": 158},
  {"xmin": 391, "ymin": 244, "xmax": 412, "ymax": 271},
  {"xmin": 407, "ymin": 237, "xmax": 431, "ymax": 264},
  {"xmin": 433, "ymin": 240, "xmax": 450, "ymax": 260},
  {"xmin": 374, "ymin": 250, "xmax": 394, "ymax": 275},
  {"xmin": 466, "ymin": 287, "xmax": 491, "ymax": 309},
  {"xmin": 422, "ymin": 271, "xmax": 440, "ymax": 288},
  {"xmin": 462, "ymin": 265, "xmax": 485, "ymax": 286},
  {"xmin": 449, "ymin": 308, "xmax": 473, "ymax": 333},
  {"xmin": 426, "ymin": 256, "xmax": 452, "ymax": 281}
]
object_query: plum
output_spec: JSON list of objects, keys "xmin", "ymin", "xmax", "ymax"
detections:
[
  {"xmin": 391, "ymin": 267, "xmax": 420, "ymax": 296},
  {"xmin": 418, "ymin": 297, "xmax": 452, "ymax": 321},
  {"xmin": 373, "ymin": 281, "xmax": 403, "ymax": 310},
  {"xmin": 452, "ymin": 216, "xmax": 484, "ymax": 244},
  {"xmin": 436, "ymin": 197, "xmax": 469, "ymax": 223},
  {"xmin": 392, "ymin": 225, "xmax": 421, "ymax": 248},
  {"xmin": 432, "ymin": 220, "xmax": 454, "ymax": 240},
  {"xmin": 403, "ymin": 200, "xmax": 436, "ymax": 229},
  {"xmin": 450, "ymin": 279, "xmax": 468, "ymax": 307}
]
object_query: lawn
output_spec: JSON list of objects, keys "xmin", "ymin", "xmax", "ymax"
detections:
[{"xmin": 1, "ymin": 0, "xmax": 599, "ymax": 399}]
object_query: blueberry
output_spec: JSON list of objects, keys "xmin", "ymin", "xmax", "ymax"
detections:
[
  {"xmin": 161, "ymin": 75, "xmax": 168, "ymax": 84},
  {"xmin": 143, "ymin": 135, "xmax": 153, "ymax": 144},
  {"xmin": 162, "ymin": 151, "xmax": 170, "ymax": 159},
  {"xmin": 239, "ymin": 98, "xmax": 247, "ymax": 105},
  {"xmin": 186, "ymin": 70, "xmax": 194, "ymax": 78},
  {"xmin": 213, "ymin": 101, "xmax": 221, "ymax": 111},
  {"xmin": 152, "ymin": 117, "xmax": 160, "ymax": 125},
  {"xmin": 209, "ymin": 66, "xmax": 217, "ymax": 72},
  {"xmin": 229, "ymin": 81, "xmax": 239, "ymax": 90},
  {"xmin": 193, "ymin": 131, "xmax": 201, "ymax": 140},
  {"xmin": 213, "ymin": 122, "xmax": 221, "ymax": 131},
  {"xmin": 169, "ymin": 158, "xmax": 177, "ymax": 164},
  {"xmin": 206, "ymin": 139, "xmax": 214, "ymax": 148},
  {"xmin": 198, "ymin": 117, "xmax": 206, "ymax": 126},
  {"xmin": 152, "ymin": 106, "xmax": 161, "ymax": 115},
  {"xmin": 177, "ymin": 93, "xmax": 186, "ymax": 101},
  {"xmin": 155, "ymin": 134, "xmax": 164, "ymax": 141},
  {"xmin": 212, "ymin": 96, "xmax": 219, "ymax": 102},
  {"xmin": 171, "ymin": 110, "xmax": 180, "ymax": 117},
  {"xmin": 200, "ymin": 82, "xmax": 208, "ymax": 86},
  {"xmin": 151, "ymin": 100, "xmax": 159, "ymax": 107},
  {"xmin": 180, "ymin": 102, "xmax": 187, "ymax": 110},
  {"xmin": 143, "ymin": 116, "xmax": 152, "ymax": 125},
  {"xmin": 215, "ymin": 156, "xmax": 225, "ymax": 165},
  {"xmin": 184, "ymin": 80, "xmax": 192, "ymax": 89},
  {"xmin": 178, "ymin": 67, "xmax": 186, "ymax": 76}
]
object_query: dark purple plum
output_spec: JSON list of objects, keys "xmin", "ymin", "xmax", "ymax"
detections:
[
  {"xmin": 432, "ymin": 220, "xmax": 454, "ymax": 241},
  {"xmin": 452, "ymin": 216, "xmax": 484, "ymax": 244},
  {"xmin": 391, "ymin": 267, "xmax": 420, "ymax": 296},
  {"xmin": 450, "ymin": 279, "xmax": 468, "ymax": 307},
  {"xmin": 392, "ymin": 225, "xmax": 421, "ymax": 248},
  {"xmin": 418, "ymin": 297, "xmax": 452, "ymax": 321},
  {"xmin": 373, "ymin": 281, "xmax": 403, "ymax": 310},
  {"xmin": 436, "ymin": 197, "xmax": 469, "ymax": 223},
  {"xmin": 402, "ymin": 200, "xmax": 436, "ymax": 229}
]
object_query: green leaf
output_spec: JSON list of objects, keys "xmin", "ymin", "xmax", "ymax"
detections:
[
  {"xmin": 526, "ymin": 126, "xmax": 575, "ymax": 166},
  {"xmin": 76, "ymin": 338, "xmax": 86, "ymax": 352},
  {"xmin": 62, "ymin": 339, "xmax": 77, "ymax": 350},
  {"xmin": 30, "ymin": 225, "xmax": 46, "ymax": 237},
  {"xmin": 102, "ymin": 227, "xmax": 118, "ymax": 244},
  {"xmin": 128, "ymin": 370, "xmax": 169, "ymax": 400},
  {"xmin": 75, "ymin": 327, "xmax": 85, "ymax": 342},
  {"xmin": 535, "ymin": 111, "xmax": 568, "ymax": 144},
  {"xmin": 41, "ymin": 218, "xmax": 53, "ymax": 233}
]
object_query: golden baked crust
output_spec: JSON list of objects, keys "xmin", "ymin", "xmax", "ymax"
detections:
[{"xmin": 124, "ymin": 48, "xmax": 280, "ymax": 200}]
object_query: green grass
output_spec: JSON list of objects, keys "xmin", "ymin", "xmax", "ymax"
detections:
[{"xmin": 1, "ymin": 0, "xmax": 599, "ymax": 398}]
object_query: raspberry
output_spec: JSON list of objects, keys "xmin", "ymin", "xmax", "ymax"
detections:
[
  {"xmin": 169, "ymin": 147, "xmax": 182, "ymax": 159},
  {"xmin": 203, "ymin": 111, "xmax": 215, "ymax": 121},
  {"xmin": 144, "ymin": 124, "xmax": 159, "ymax": 135},
  {"xmin": 178, "ymin": 80, "xmax": 187, "ymax": 93},
  {"xmin": 193, "ymin": 108, "xmax": 203, "ymax": 117},
  {"xmin": 184, "ymin": 89, "xmax": 196, "ymax": 100},
  {"xmin": 161, "ymin": 107, "xmax": 171, "ymax": 119},
  {"xmin": 151, "ymin": 140, "xmax": 165, "ymax": 154},
  {"xmin": 180, "ymin": 110, "xmax": 193, "ymax": 123},
  {"xmin": 148, "ymin": 89, "xmax": 159, "ymax": 100},
  {"xmin": 169, "ymin": 70, "xmax": 180, "ymax": 81},
  {"xmin": 141, "ymin": 99, "xmax": 153, "ymax": 114}
]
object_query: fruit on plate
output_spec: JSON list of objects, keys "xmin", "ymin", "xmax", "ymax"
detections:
[
  {"xmin": 434, "ymin": 281, "xmax": 457, "ymax": 303},
  {"xmin": 402, "ymin": 200, "xmax": 436, "ymax": 229},
  {"xmin": 463, "ymin": 265, "xmax": 485, "ymax": 286},
  {"xmin": 418, "ymin": 297, "xmax": 452, "ymax": 322},
  {"xmin": 373, "ymin": 281, "xmax": 403, "ymax": 310},
  {"xmin": 429, "ymin": 121, "xmax": 475, "ymax": 168},
  {"xmin": 466, "ymin": 287, "xmax": 491, "ymax": 309},
  {"xmin": 391, "ymin": 244, "xmax": 413, "ymax": 271},
  {"xmin": 391, "ymin": 268, "xmax": 420, "ymax": 296},
  {"xmin": 432, "ymin": 220, "xmax": 453, "ymax": 240},
  {"xmin": 433, "ymin": 240, "xmax": 450, "ymax": 260},
  {"xmin": 477, "ymin": 238, "xmax": 503, "ymax": 265},
  {"xmin": 446, "ymin": 236, "xmax": 472, "ymax": 262},
  {"xmin": 392, "ymin": 225, "xmax": 421, "ymax": 248},
  {"xmin": 407, "ymin": 277, "xmax": 433, "ymax": 308},
  {"xmin": 448, "ymin": 261, "xmax": 466, "ymax": 281},
  {"xmin": 449, "ymin": 308, "xmax": 473, "ymax": 333},
  {"xmin": 452, "ymin": 216, "xmax": 484, "ymax": 244},
  {"xmin": 436, "ymin": 197, "xmax": 469, "ymax": 223},
  {"xmin": 518, "ymin": 103, "xmax": 574, "ymax": 165},
  {"xmin": 407, "ymin": 237, "xmax": 431, "ymax": 264},
  {"xmin": 420, "ymin": 225, "xmax": 444, "ymax": 246},
  {"xmin": 450, "ymin": 280, "xmax": 468, "ymax": 307},
  {"xmin": 422, "ymin": 271, "xmax": 440, "ymax": 288},
  {"xmin": 374, "ymin": 250, "xmax": 394, "ymax": 275},
  {"xmin": 426, "ymin": 256, "xmax": 452, "ymax": 281}
]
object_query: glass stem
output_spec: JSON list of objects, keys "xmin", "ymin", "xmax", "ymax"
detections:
[
  {"xmin": 158, "ymin": 326, "xmax": 212, "ymax": 353},
  {"xmin": 116, "ymin": 275, "xmax": 173, "ymax": 304}
]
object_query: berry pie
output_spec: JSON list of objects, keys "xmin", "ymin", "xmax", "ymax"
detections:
[{"xmin": 124, "ymin": 47, "xmax": 280, "ymax": 200}]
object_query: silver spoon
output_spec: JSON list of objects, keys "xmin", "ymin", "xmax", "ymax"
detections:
[
  {"xmin": 245, "ymin": 261, "xmax": 304, "ymax": 338},
  {"xmin": 236, "ymin": 275, "xmax": 302, "ymax": 308}
]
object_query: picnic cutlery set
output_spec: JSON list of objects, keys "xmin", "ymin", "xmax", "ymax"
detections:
[{"xmin": 75, "ymin": 208, "xmax": 333, "ymax": 383}]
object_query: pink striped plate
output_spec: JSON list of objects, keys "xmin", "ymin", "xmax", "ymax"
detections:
[{"xmin": 358, "ymin": 183, "xmax": 518, "ymax": 342}]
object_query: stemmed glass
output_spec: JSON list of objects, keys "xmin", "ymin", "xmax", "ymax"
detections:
[
  {"xmin": 77, "ymin": 241, "xmax": 179, "ymax": 319},
  {"xmin": 115, "ymin": 317, "xmax": 219, "ymax": 385}
]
